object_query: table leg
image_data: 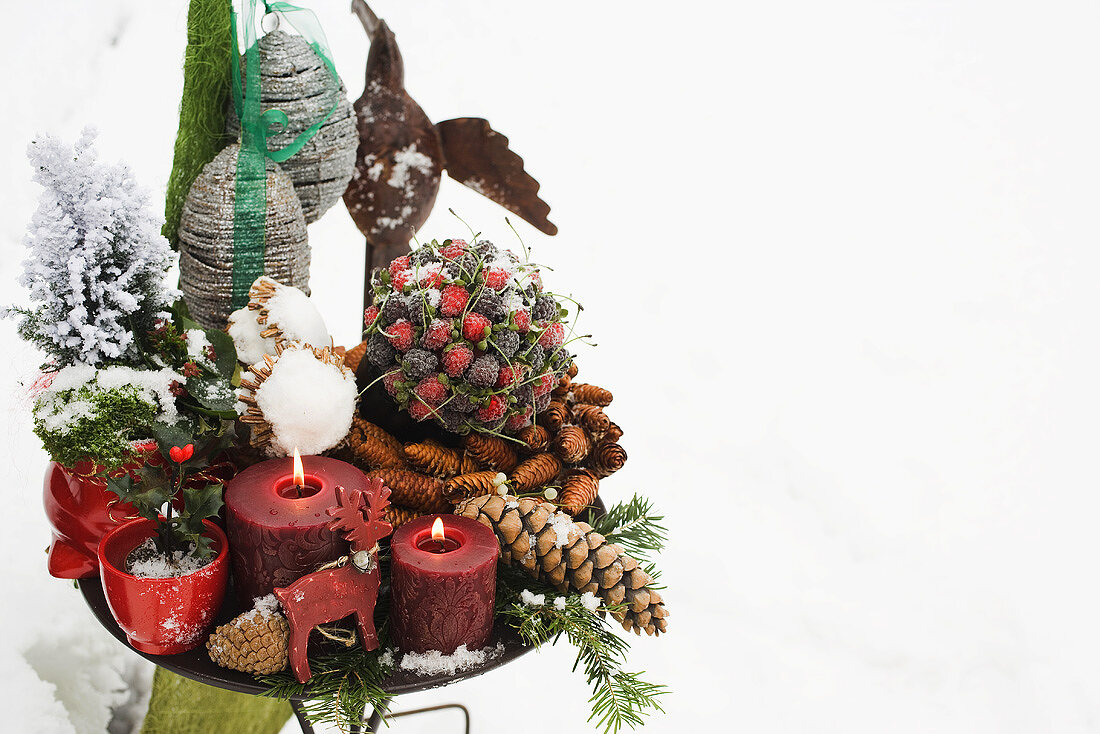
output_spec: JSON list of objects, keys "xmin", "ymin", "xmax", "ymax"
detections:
[
  {"xmin": 364, "ymin": 703, "xmax": 470, "ymax": 734},
  {"xmin": 290, "ymin": 699, "xmax": 316, "ymax": 734}
]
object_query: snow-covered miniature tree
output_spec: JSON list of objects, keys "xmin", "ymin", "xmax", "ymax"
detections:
[{"xmin": 5, "ymin": 128, "xmax": 175, "ymax": 367}]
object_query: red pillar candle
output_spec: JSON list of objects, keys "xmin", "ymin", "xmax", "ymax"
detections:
[
  {"xmin": 390, "ymin": 515, "xmax": 498, "ymax": 654},
  {"xmin": 225, "ymin": 454, "xmax": 367, "ymax": 602}
]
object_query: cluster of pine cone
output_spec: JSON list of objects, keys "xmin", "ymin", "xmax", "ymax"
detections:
[{"xmin": 335, "ymin": 363, "xmax": 625, "ymax": 522}]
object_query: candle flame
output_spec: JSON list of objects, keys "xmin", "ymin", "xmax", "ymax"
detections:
[
  {"xmin": 432, "ymin": 517, "xmax": 446, "ymax": 542},
  {"xmin": 293, "ymin": 448, "xmax": 305, "ymax": 487}
]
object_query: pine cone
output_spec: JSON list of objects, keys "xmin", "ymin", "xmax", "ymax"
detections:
[
  {"xmin": 566, "ymin": 362, "xmax": 579, "ymax": 379},
  {"xmin": 384, "ymin": 504, "xmax": 421, "ymax": 530},
  {"xmin": 590, "ymin": 441, "xmax": 628, "ymax": 478},
  {"xmin": 570, "ymin": 384, "xmax": 612, "ymax": 407},
  {"xmin": 364, "ymin": 468, "xmax": 449, "ymax": 513},
  {"xmin": 346, "ymin": 417, "xmax": 406, "ymax": 469},
  {"xmin": 537, "ymin": 402, "xmax": 570, "ymax": 432},
  {"xmin": 443, "ymin": 471, "xmax": 500, "ymax": 501},
  {"xmin": 460, "ymin": 451, "xmax": 481, "ymax": 474},
  {"xmin": 572, "ymin": 404, "xmax": 612, "ymax": 436},
  {"xmin": 509, "ymin": 453, "xmax": 563, "ymax": 492},
  {"xmin": 551, "ymin": 372, "xmax": 572, "ymax": 400},
  {"xmin": 404, "ymin": 442, "xmax": 463, "ymax": 478},
  {"xmin": 604, "ymin": 422, "xmax": 624, "ymax": 443},
  {"xmin": 207, "ymin": 608, "xmax": 289, "ymax": 675},
  {"xmin": 551, "ymin": 425, "xmax": 594, "ymax": 464},
  {"xmin": 559, "ymin": 468, "xmax": 599, "ymax": 515},
  {"xmin": 515, "ymin": 425, "xmax": 550, "ymax": 454},
  {"xmin": 464, "ymin": 434, "xmax": 520, "ymax": 473},
  {"xmin": 354, "ymin": 417, "xmax": 404, "ymax": 454},
  {"xmin": 454, "ymin": 494, "xmax": 668, "ymax": 635}
]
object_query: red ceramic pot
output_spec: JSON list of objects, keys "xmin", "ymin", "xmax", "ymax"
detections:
[
  {"xmin": 97, "ymin": 517, "xmax": 229, "ymax": 655},
  {"xmin": 43, "ymin": 443, "xmax": 161, "ymax": 579}
]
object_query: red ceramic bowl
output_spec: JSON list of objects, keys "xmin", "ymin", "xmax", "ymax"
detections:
[{"xmin": 97, "ymin": 518, "xmax": 228, "ymax": 655}]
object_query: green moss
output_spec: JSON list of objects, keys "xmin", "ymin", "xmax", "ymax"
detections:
[{"xmin": 34, "ymin": 383, "xmax": 160, "ymax": 468}]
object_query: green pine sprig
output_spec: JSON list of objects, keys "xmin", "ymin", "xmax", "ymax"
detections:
[
  {"xmin": 589, "ymin": 494, "xmax": 668, "ymax": 564},
  {"xmin": 496, "ymin": 567, "xmax": 667, "ymax": 733}
]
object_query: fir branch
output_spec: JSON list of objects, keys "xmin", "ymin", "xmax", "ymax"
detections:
[
  {"xmin": 496, "ymin": 567, "xmax": 667, "ymax": 733},
  {"xmin": 259, "ymin": 633, "xmax": 394, "ymax": 732},
  {"xmin": 590, "ymin": 494, "xmax": 668, "ymax": 563}
]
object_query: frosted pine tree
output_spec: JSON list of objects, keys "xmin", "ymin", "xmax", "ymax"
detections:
[{"xmin": 5, "ymin": 128, "xmax": 175, "ymax": 367}]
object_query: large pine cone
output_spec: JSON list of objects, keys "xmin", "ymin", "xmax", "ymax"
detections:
[
  {"xmin": 207, "ymin": 607, "xmax": 289, "ymax": 675},
  {"xmin": 454, "ymin": 494, "xmax": 668, "ymax": 635}
]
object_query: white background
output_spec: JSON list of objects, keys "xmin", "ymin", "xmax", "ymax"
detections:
[{"xmin": 2, "ymin": 1, "xmax": 1099, "ymax": 732}]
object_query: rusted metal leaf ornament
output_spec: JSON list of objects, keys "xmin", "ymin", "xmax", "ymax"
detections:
[{"xmin": 344, "ymin": 0, "xmax": 556, "ymax": 285}]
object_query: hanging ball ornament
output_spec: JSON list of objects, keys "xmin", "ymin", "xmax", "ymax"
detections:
[
  {"xmin": 178, "ymin": 143, "xmax": 310, "ymax": 330},
  {"xmin": 226, "ymin": 30, "xmax": 358, "ymax": 224}
]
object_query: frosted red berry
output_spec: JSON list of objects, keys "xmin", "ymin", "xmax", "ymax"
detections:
[
  {"xmin": 419, "ymin": 270, "xmax": 445, "ymax": 289},
  {"xmin": 485, "ymin": 268, "xmax": 509, "ymax": 290},
  {"xmin": 475, "ymin": 394, "xmax": 507, "ymax": 422},
  {"xmin": 408, "ymin": 400, "xmax": 434, "ymax": 421},
  {"xmin": 440, "ymin": 285, "xmax": 469, "ymax": 317},
  {"xmin": 391, "ymin": 269, "xmax": 412, "ymax": 290},
  {"xmin": 389, "ymin": 256, "xmax": 410, "ymax": 276},
  {"xmin": 512, "ymin": 309, "xmax": 531, "ymax": 333},
  {"xmin": 382, "ymin": 369, "xmax": 405, "ymax": 396},
  {"xmin": 364, "ymin": 305, "xmax": 380, "ymax": 328},
  {"xmin": 421, "ymin": 318, "xmax": 453, "ymax": 350},
  {"xmin": 534, "ymin": 373, "xmax": 555, "ymax": 397},
  {"xmin": 414, "ymin": 375, "xmax": 449, "ymax": 405},
  {"xmin": 506, "ymin": 410, "xmax": 533, "ymax": 432},
  {"xmin": 386, "ymin": 320, "xmax": 414, "ymax": 351},
  {"xmin": 538, "ymin": 321, "xmax": 565, "ymax": 349},
  {"xmin": 441, "ymin": 242, "xmax": 465, "ymax": 259},
  {"xmin": 496, "ymin": 364, "xmax": 524, "ymax": 388},
  {"xmin": 462, "ymin": 312, "xmax": 491, "ymax": 342},
  {"xmin": 442, "ymin": 344, "xmax": 473, "ymax": 377}
]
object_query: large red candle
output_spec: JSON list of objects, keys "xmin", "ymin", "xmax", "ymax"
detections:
[
  {"xmin": 225, "ymin": 454, "xmax": 367, "ymax": 602},
  {"xmin": 390, "ymin": 515, "xmax": 498, "ymax": 654}
]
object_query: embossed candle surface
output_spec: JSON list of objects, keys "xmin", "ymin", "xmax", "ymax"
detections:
[
  {"xmin": 390, "ymin": 514, "xmax": 498, "ymax": 654},
  {"xmin": 225, "ymin": 455, "xmax": 366, "ymax": 602}
]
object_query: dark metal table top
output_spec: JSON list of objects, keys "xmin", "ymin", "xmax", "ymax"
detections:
[{"xmin": 78, "ymin": 575, "xmax": 533, "ymax": 698}]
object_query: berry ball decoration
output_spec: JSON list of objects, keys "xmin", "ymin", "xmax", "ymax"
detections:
[{"xmin": 364, "ymin": 240, "xmax": 573, "ymax": 435}]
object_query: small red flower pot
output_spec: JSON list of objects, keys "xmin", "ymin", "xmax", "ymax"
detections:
[{"xmin": 97, "ymin": 517, "xmax": 229, "ymax": 655}]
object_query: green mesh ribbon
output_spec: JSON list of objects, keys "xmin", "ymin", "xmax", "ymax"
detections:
[{"xmin": 228, "ymin": 0, "xmax": 341, "ymax": 309}]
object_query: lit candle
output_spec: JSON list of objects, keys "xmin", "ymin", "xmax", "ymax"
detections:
[
  {"xmin": 225, "ymin": 451, "xmax": 368, "ymax": 602},
  {"xmin": 390, "ymin": 514, "xmax": 498, "ymax": 654}
]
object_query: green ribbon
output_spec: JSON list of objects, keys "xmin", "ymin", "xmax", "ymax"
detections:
[{"xmin": 228, "ymin": 0, "xmax": 341, "ymax": 309}]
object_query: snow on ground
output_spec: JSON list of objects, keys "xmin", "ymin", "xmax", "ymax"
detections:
[{"xmin": 3, "ymin": 1, "xmax": 1100, "ymax": 732}]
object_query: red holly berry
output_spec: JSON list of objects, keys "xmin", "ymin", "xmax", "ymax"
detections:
[
  {"xmin": 441, "ymin": 242, "xmax": 466, "ymax": 259},
  {"xmin": 442, "ymin": 344, "xmax": 473, "ymax": 377},
  {"xmin": 407, "ymin": 400, "xmax": 434, "ymax": 421},
  {"xmin": 475, "ymin": 394, "xmax": 507, "ymax": 422},
  {"xmin": 538, "ymin": 321, "xmax": 565, "ymax": 349},
  {"xmin": 421, "ymin": 318, "xmax": 453, "ymax": 350},
  {"xmin": 512, "ymin": 309, "xmax": 531, "ymax": 333},
  {"xmin": 496, "ymin": 364, "xmax": 524, "ymax": 388},
  {"xmin": 364, "ymin": 305, "xmax": 380, "ymax": 328},
  {"xmin": 462, "ymin": 312, "xmax": 491, "ymax": 342},
  {"xmin": 168, "ymin": 443, "xmax": 194, "ymax": 463},
  {"xmin": 414, "ymin": 375, "xmax": 450, "ymax": 405},
  {"xmin": 419, "ymin": 270, "xmax": 446, "ymax": 289},
  {"xmin": 440, "ymin": 285, "xmax": 469, "ymax": 316},
  {"xmin": 382, "ymin": 369, "xmax": 406, "ymax": 396},
  {"xmin": 386, "ymin": 320, "xmax": 414, "ymax": 351},
  {"xmin": 485, "ymin": 268, "xmax": 509, "ymax": 290}
]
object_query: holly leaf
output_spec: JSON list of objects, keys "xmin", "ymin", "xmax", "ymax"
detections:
[
  {"xmin": 184, "ymin": 374, "xmax": 239, "ymax": 415},
  {"xmin": 205, "ymin": 326, "xmax": 237, "ymax": 380},
  {"xmin": 182, "ymin": 484, "xmax": 224, "ymax": 526},
  {"xmin": 150, "ymin": 421, "xmax": 195, "ymax": 464}
]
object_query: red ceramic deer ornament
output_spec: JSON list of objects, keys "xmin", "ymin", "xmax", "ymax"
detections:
[{"xmin": 274, "ymin": 480, "xmax": 393, "ymax": 683}]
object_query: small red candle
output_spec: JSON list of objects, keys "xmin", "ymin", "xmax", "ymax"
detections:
[
  {"xmin": 390, "ymin": 514, "xmax": 498, "ymax": 654},
  {"xmin": 225, "ymin": 451, "xmax": 367, "ymax": 602}
]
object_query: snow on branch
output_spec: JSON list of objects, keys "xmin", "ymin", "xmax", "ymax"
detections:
[{"xmin": 5, "ymin": 128, "xmax": 175, "ymax": 367}]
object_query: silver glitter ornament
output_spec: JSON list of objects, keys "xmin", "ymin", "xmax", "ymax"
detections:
[
  {"xmin": 226, "ymin": 30, "xmax": 358, "ymax": 224},
  {"xmin": 178, "ymin": 143, "xmax": 310, "ymax": 330}
]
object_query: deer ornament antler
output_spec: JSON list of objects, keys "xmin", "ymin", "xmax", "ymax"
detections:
[{"xmin": 274, "ymin": 479, "xmax": 393, "ymax": 682}]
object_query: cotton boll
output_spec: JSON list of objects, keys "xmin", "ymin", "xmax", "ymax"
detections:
[
  {"xmin": 263, "ymin": 285, "xmax": 330, "ymax": 350},
  {"xmin": 227, "ymin": 307, "xmax": 276, "ymax": 365},
  {"xmin": 252, "ymin": 346, "xmax": 357, "ymax": 456}
]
